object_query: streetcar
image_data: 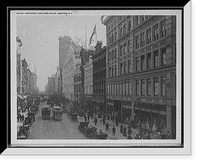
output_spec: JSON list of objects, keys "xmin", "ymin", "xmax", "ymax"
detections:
[
  {"xmin": 42, "ymin": 105, "xmax": 51, "ymax": 120},
  {"xmin": 53, "ymin": 106, "xmax": 63, "ymax": 121}
]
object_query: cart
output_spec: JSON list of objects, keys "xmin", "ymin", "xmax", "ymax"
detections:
[
  {"xmin": 42, "ymin": 106, "xmax": 51, "ymax": 120},
  {"xmin": 96, "ymin": 132, "xmax": 108, "ymax": 139},
  {"xmin": 17, "ymin": 126, "xmax": 29, "ymax": 139},
  {"xmin": 78, "ymin": 121, "xmax": 89, "ymax": 134},
  {"xmin": 53, "ymin": 106, "xmax": 63, "ymax": 121},
  {"xmin": 71, "ymin": 113, "xmax": 78, "ymax": 122},
  {"xmin": 85, "ymin": 125, "xmax": 97, "ymax": 138}
]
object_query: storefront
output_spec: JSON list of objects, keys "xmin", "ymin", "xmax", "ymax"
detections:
[
  {"xmin": 134, "ymin": 103, "xmax": 167, "ymax": 133},
  {"xmin": 121, "ymin": 101, "xmax": 132, "ymax": 123},
  {"xmin": 92, "ymin": 95, "xmax": 106, "ymax": 113}
]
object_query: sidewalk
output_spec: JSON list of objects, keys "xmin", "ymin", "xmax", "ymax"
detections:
[{"xmin": 86, "ymin": 116, "xmax": 138, "ymax": 139}]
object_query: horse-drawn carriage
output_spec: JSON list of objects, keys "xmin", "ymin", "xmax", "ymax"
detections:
[{"xmin": 17, "ymin": 125, "xmax": 30, "ymax": 139}]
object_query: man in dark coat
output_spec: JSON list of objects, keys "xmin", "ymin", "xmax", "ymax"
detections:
[
  {"xmin": 123, "ymin": 126, "xmax": 127, "ymax": 137},
  {"xmin": 94, "ymin": 117, "xmax": 98, "ymax": 126},
  {"xmin": 120, "ymin": 124, "xmax": 123, "ymax": 133},
  {"xmin": 105, "ymin": 122, "xmax": 109, "ymax": 131},
  {"xmin": 112, "ymin": 125, "xmax": 116, "ymax": 136}
]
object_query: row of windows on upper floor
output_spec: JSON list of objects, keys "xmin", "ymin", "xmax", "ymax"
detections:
[
  {"xmin": 107, "ymin": 45, "xmax": 173, "ymax": 78},
  {"xmin": 106, "ymin": 75, "xmax": 171, "ymax": 98},
  {"xmin": 107, "ymin": 17, "xmax": 167, "ymax": 51}
]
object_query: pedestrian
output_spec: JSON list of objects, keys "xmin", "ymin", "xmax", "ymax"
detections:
[
  {"xmin": 94, "ymin": 117, "xmax": 98, "ymax": 126},
  {"xmin": 84, "ymin": 112, "xmax": 87, "ymax": 122},
  {"xmin": 87, "ymin": 111, "xmax": 90, "ymax": 122},
  {"xmin": 103, "ymin": 117, "xmax": 106, "ymax": 125},
  {"xmin": 128, "ymin": 127, "xmax": 132, "ymax": 136},
  {"xmin": 115, "ymin": 117, "xmax": 118, "ymax": 126},
  {"xmin": 112, "ymin": 125, "xmax": 116, "ymax": 136},
  {"xmin": 123, "ymin": 126, "xmax": 127, "ymax": 137},
  {"xmin": 120, "ymin": 123, "xmax": 123, "ymax": 133},
  {"xmin": 105, "ymin": 122, "xmax": 109, "ymax": 131}
]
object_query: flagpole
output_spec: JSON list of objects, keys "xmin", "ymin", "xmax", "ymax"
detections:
[
  {"xmin": 85, "ymin": 24, "xmax": 87, "ymax": 49},
  {"xmin": 95, "ymin": 23, "xmax": 97, "ymax": 45}
]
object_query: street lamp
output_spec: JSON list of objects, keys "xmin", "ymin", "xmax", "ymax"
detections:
[{"xmin": 134, "ymin": 98, "xmax": 142, "ymax": 138}]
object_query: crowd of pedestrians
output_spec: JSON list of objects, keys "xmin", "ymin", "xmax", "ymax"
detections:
[{"xmin": 80, "ymin": 108, "xmax": 138, "ymax": 139}]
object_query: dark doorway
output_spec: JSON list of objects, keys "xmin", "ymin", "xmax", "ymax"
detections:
[
  {"xmin": 171, "ymin": 106, "xmax": 176, "ymax": 139},
  {"xmin": 114, "ymin": 100, "xmax": 121, "ymax": 122}
]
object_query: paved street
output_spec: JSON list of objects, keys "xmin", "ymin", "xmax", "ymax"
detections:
[
  {"xmin": 29, "ymin": 102, "xmax": 86, "ymax": 139},
  {"xmin": 28, "ymin": 102, "xmax": 138, "ymax": 140}
]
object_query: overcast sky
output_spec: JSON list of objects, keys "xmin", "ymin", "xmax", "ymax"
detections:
[{"xmin": 17, "ymin": 12, "xmax": 106, "ymax": 91}]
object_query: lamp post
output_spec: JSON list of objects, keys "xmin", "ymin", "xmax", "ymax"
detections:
[{"xmin": 134, "ymin": 98, "xmax": 142, "ymax": 138}]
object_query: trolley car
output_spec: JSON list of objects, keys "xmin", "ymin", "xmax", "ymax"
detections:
[
  {"xmin": 42, "ymin": 105, "xmax": 51, "ymax": 120},
  {"xmin": 53, "ymin": 106, "xmax": 63, "ymax": 121}
]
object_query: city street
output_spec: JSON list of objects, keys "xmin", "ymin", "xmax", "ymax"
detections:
[
  {"xmin": 29, "ymin": 102, "xmax": 86, "ymax": 139},
  {"xmin": 28, "ymin": 101, "xmax": 137, "ymax": 140}
]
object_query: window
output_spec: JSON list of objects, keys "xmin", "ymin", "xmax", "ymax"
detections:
[
  {"xmin": 111, "ymin": 50, "xmax": 114, "ymax": 60},
  {"xmin": 160, "ymin": 19, "xmax": 166, "ymax": 38},
  {"xmin": 114, "ymin": 48, "xmax": 117, "ymax": 59},
  {"xmin": 120, "ymin": 62, "xmax": 123, "ymax": 75},
  {"xmin": 128, "ymin": 19, "xmax": 131, "ymax": 31},
  {"xmin": 141, "ymin": 55, "xmax": 145, "ymax": 70},
  {"xmin": 129, "ymin": 81, "xmax": 131, "ymax": 95},
  {"xmin": 136, "ymin": 57, "xmax": 140, "ymax": 71},
  {"xmin": 140, "ymin": 32, "xmax": 145, "ymax": 47},
  {"xmin": 109, "ymin": 67, "xmax": 112, "ymax": 77},
  {"xmin": 120, "ymin": 82, "xmax": 122, "ymax": 95},
  {"xmin": 147, "ymin": 78, "xmax": 152, "ymax": 96},
  {"xmin": 128, "ymin": 40, "xmax": 131, "ymax": 53},
  {"xmin": 135, "ymin": 35, "xmax": 140, "ymax": 49},
  {"xmin": 126, "ymin": 81, "xmax": 129, "ymax": 95},
  {"xmin": 161, "ymin": 76, "xmax": 165, "ymax": 96},
  {"xmin": 153, "ymin": 24, "xmax": 159, "ymax": 41},
  {"xmin": 120, "ymin": 26, "xmax": 123, "ymax": 37},
  {"xmin": 124, "ymin": 61, "xmax": 128, "ymax": 74},
  {"xmin": 136, "ymin": 80, "xmax": 140, "ymax": 96},
  {"xmin": 128, "ymin": 59, "xmax": 131, "ymax": 73},
  {"xmin": 154, "ymin": 50, "xmax": 159, "ymax": 67},
  {"xmin": 108, "ymin": 52, "xmax": 111, "ymax": 61},
  {"xmin": 114, "ymin": 65, "xmax": 117, "ymax": 76},
  {"xmin": 146, "ymin": 28, "xmax": 152, "ymax": 44},
  {"xmin": 117, "ymin": 82, "xmax": 119, "ymax": 95},
  {"xmin": 123, "ymin": 82, "xmax": 125, "ymax": 95},
  {"xmin": 147, "ymin": 53, "xmax": 152, "ymax": 69},
  {"xmin": 141, "ymin": 79, "xmax": 145, "ymax": 96},
  {"xmin": 154, "ymin": 77, "xmax": 159, "ymax": 96},
  {"xmin": 123, "ymin": 23, "xmax": 127, "ymax": 35},
  {"xmin": 124, "ymin": 42, "xmax": 127, "ymax": 55},
  {"xmin": 161, "ymin": 47, "xmax": 167, "ymax": 66},
  {"xmin": 114, "ymin": 31, "xmax": 117, "ymax": 41},
  {"xmin": 120, "ymin": 45, "xmax": 123, "ymax": 56},
  {"xmin": 112, "ymin": 66, "xmax": 114, "ymax": 77},
  {"xmin": 136, "ymin": 16, "xmax": 139, "ymax": 26},
  {"xmin": 140, "ymin": 16, "xmax": 145, "ymax": 23}
]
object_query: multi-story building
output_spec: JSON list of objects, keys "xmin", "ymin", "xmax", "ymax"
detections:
[
  {"xmin": 16, "ymin": 37, "xmax": 22, "ymax": 94},
  {"xmin": 80, "ymin": 47, "xmax": 95, "ymax": 108},
  {"xmin": 92, "ymin": 41, "xmax": 106, "ymax": 113},
  {"xmin": 74, "ymin": 63, "xmax": 81, "ymax": 102},
  {"xmin": 83, "ymin": 55, "xmax": 93, "ymax": 106},
  {"xmin": 61, "ymin": 36, "xmax": 81, "ymax": 101},
  {"xmin": 46, "ymin": 75, "xmax": 56, "ymax": 95},
  {"xmin": 55, "ymin": 67, "xmax": 61, "ymax": 95},
  {"xmin": 21, "ymin": 59, "xmax": 28, "ymax": 95},
  {"xmin": 103, "ymin": 15, "xmax": 176, "ymax": 138}
]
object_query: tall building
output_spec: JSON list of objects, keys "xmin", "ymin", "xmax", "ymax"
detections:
[
  {"xmin": 21, "ymin": 59, "xmax": 28, "ymax": 95},
  {"xmin": 92, "ymin": 41, "xmax": 106, "ymax": 113},
  {"xmin": 74, "ymin": 63, "xmax": 81, "ymax": 102},
  {"xmin": 83, "ymin": 55, "xmax": 93, "ymax": 106},
  {"xmin": 16, "ymin": 36, "xmax": 22, "ymax": 94},
  {"xmin": 102, "ymin": 15, "xmax": 176, "ymax": 138},
  {"xmin": 46, "ymin": 75, "xmax": 56, "ymax": 95},
  {"xmin": 60, "ymin": 36, "xmax": 81, "ymax": 101},
  {"xmin": 55, "ymin": 67, "xmax": 61, "ymax": 95}
]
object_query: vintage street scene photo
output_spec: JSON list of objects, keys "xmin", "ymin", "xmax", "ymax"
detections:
[{"xmin": 12, "ymin": 10, "xmax": 181, "ymax": 146}]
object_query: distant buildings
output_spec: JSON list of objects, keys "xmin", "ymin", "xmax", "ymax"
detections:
[{"xmin": 16, "ymin": 36, "xmax": 38, "ymax": 95}]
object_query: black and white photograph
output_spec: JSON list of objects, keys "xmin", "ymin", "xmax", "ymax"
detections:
[{"xmin": 4, "ymin": 4, "xmax": 192, "ymax": 156}]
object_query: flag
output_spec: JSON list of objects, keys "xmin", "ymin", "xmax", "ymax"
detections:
[{"xmin": 89, "ymin": 25, "xmax": 96, "ymax": 45}]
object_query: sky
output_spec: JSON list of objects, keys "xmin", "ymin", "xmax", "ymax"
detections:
[{"xmin": 16, "ymin": 12, "xmax": 106, "ymax": 92}]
